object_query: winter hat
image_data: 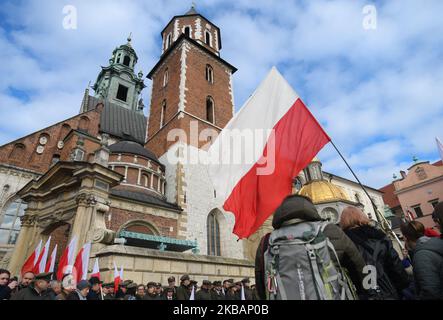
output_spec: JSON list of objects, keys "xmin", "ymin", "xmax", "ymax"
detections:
[{"xmin": 77, "ymin": 280, "xmax": 91, "ymax": 291}]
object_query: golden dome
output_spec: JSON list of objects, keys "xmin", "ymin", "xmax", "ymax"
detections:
[{"xmin": 298, "ymin": 180, "xmax": 350, "ymax": 204}]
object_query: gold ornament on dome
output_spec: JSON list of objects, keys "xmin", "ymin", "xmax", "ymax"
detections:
[{"xmin": 298, "ymin": 180, "xmax": 350, "ymax": 204}]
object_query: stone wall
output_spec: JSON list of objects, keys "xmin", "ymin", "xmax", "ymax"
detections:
[{"xmin": 94, "ymin": 244, "xmax": 255, "ymax": 285}]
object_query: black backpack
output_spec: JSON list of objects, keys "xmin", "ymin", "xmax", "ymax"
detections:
[{"xmin": 358, "ymin": 239, "xmax": 399, "ymax": 300}]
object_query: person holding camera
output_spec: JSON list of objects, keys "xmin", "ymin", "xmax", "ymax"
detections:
[{"xmin": 0, "ymin": 269, "xmax": 18, "ymax": 300}]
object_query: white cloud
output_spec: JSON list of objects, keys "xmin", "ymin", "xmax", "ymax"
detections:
[{"xmin": 0, "ymin": 0, "xmax": 442, "ymax": 189}]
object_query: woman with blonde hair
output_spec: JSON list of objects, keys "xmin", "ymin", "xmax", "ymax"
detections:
[{"xmin": 339, "ymin": 206, "xmax": 409, "ymax": 299}]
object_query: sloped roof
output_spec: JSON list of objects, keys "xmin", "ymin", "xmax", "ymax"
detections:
[
  {"xmin": 84, "ymin": 95, "xmax": 146, "ymax": 144},
  {"xmin": 110, "ymin": 189, "xmax": 181, "ymax": 211},
  {"xmin": 109, "ymin": 140, "xmax": 158, "ymax": 162}
]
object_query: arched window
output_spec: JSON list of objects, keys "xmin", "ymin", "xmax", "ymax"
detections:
[
  {"xmin": 121, "ymin": 220, "xmax": 159, "ymax": 236},
  {"xmin": 123, "ymin": 55, "xmax": 131, "ymax": 67},
  {"xmin": 207, "ymin": 211, "xmax": 220, "ymax": 256},
  {"xmin": 78, "ymin": 116, "xmax": 90, "ymax": 132},
  {"xmin": 165, "ymin": 33, "xmax": 172, "ymax": 50},
  {"xmin": 0, "ymin": 198, "xmax": 27, "ymax": 245},
  {"xmin": 205, "ymin": 64, "xmax": 213, "ymax": 84},
  {"xmin": 142, "ymin": 174, "xmax": 149, "ymax": 187},
  {"xmin": 163, "ymin": 68, "xmax": 169, "ymax": 87},
  {"xmin": 205, "ymin": 30, "xmax": 212, "ymax": 47},
  {"xmin": 116, "ymin": 53, "xmax": 122, "ymax": 64},
  {"xmin": 206, "ymin": 97, "xmax": 215, "ymax": 124},
  {"xmin": 51, "ymin": 154, "xmax": 60, "ymax": 166},
  {"xmin": 9, "ymin": 143, "xmax": 25, "ymax": 160},
  {"xmin": 160, "ymin": 100, "xmax": 167, "ymax": 128},
  {"xmin": 184, "ymin": 26, "xmax": 191, "ymax": 37}
]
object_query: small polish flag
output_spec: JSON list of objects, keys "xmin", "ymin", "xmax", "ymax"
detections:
[
  {"xmin": 21, "ymin": 239, "xmax": 42, "ymax": 276},
  {"xmin": 33, "ymin": 237, "xmax": 51, "ymax": 274},
  {"xmin": 90, "ymin": 258, "xmax": 100, "ymax": 280},
  {"xmin": 56, "ymin": 235, "xmax": 78, "ymax": 280},
  {"xmin": 209, "ymin": 67, "xmax": 331, "ymax": 239},
  {"xmin": 45, "ymin": 244, "xmax": 58, "ymax": 273},
  {"xmin": 73, "ymin": 242, "xmax": 91, "ymax": 282},
  {"xmin": 189, "ymin": 285, "xmax": 195, "ymax": 300},
  {"xmin": 241, "ymin": 283, "xmax": 246, "ymax": 300},
  {"xmin": 113, "ymin": 262, "xmax": 121, "ymax": 293}
]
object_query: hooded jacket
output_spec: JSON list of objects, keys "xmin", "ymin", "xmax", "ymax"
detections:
[
  {"xmin": 255, "ymin": 195, "xmax": 366, "ymax": 300},
  {"xmin": 345, "ymin": 224, "xmax": 410, "ymax": 299},
  {"xmin": 413, "ymin": 236, "xmax": 443, "ymax": 300}
]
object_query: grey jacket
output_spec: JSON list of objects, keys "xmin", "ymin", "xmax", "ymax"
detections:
[{"xmin": 413, "ymin": 236, "xmax": 443, "ymax": 300}]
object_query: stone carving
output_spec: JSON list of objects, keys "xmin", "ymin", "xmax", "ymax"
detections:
[
  {"xmin": 37, "ymin": 210, "xmax": 75, "ymax": 228},
  {"xmin": 92, "ymin": 228, "xmax": 115, "ymax": 244},
  {"xmin": 20, "ymin": 214, "xmax": 38, "ymax": 227},
  {"xmin": 76, "ymin": 193, "xmax": 97, "ymax": 206}
]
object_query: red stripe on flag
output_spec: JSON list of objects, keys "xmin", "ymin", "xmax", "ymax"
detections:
[{"xmin": 223, "ymin": 98, "xmax": 330, "ymax": 239}]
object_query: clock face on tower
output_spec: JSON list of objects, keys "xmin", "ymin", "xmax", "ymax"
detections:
[{"xmin": 39, "ymin": 136, "xmax": 48, "ymax": 145}]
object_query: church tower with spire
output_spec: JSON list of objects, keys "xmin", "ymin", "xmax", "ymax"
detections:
[
  {"xmin": 146, "ymin": 5, "xmax": 237, "ymax": 156},
  {"xmin": 144, "ymin": 6, "xmax": 243, "ymax": 259},
  {"xmin": 92, "ymin": 35, "xmax": 146, "ymax": 113}
]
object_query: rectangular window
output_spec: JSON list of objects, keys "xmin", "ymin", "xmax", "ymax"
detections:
[
  {"xmin": 430, "ymin": 199, "xmax": 439, "ymax": 209},
  {"xmin": 116, "ymin": 84, "xmax": 129, "ymax": 102},
  {"xmin": 412, "ymin": 205, "xmax": 424, "ymax": 218}
]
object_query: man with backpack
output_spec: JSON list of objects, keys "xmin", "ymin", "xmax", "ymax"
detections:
[{"xmin": 255, "ymin": 194, "xmax": 366, "ymax": 300}]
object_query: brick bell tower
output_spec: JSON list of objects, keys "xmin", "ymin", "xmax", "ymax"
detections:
[
  {"xmin": 146, "ymin": 5, "xmax": 237, "ymax": 158},
  {"xmin": 144, "ymin": 6, "xmax": 245, "ymax": 259}
]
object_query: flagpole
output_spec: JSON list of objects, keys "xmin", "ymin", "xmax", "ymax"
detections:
[{"xmin": 329, "ymin": 140, "xmax": 404, "ymax": 250}]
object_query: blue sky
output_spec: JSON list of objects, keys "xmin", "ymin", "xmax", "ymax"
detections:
[{"xmin": 0, "ymin": 0, "xmax": 442, "ymax": 188}]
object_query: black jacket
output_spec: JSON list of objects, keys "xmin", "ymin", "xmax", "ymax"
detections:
[
  {"xmin": 176, "ymin": 284, "xmax": 190, "ymax": 300},
  {"xmin": 195, "ymin": 288, "xmax": 212, "ymax": 300},
  {"xmin": 255, "ymin": 200, "xmax": 366, "ymax": 300},
  {"xmin": 10, "ymin": 284, "xmax": 51, "ymax": 300},
  {"xmin": 412, "ymin": 236, "xmax": 443, "ymax": 299},
  {"xmin": 0, "ymin": 285, "xmax": 12, "ymax": 300},
  {"xmin": 345, "ymin": 225, "xmax": 410, "ymax": 299}
]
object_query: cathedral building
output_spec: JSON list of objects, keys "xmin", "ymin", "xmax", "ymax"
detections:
[{"xmin": 0, "ymin": 6, "xmax": 385, "ymax": 283}]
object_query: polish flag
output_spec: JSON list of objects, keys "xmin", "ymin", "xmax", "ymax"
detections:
[
  {"xmin": 209, "ymin": 67, "xmax": 331, "ymax": 239},
  {"xmin": 45, "ymin": 244, "xmax": 58, "ymax": 273},
  {"xmin": 21, "ymin": 239, "xmax": 42, "ymax": 275},
  {"xmin": 56, "ymin": 236, "xmax": 78, "ymax": 280},
  {"xmin": 241, "ymin": 283, "xmax": 246, "ymax": 300},
  {"xmin": 73, "ymin": 242, "xmax": 91, "ymax": 282},
  {"xmin": 113, "ymin": 262, "xmax": 121, "ymax": 293},
  {"xmin": 90, "ymin": 258, "xmax": 100, "ymax": 280},
  {"xmin": 189, "ymin": 285, "xmax": 195, "ymax": 300},
  {"xmin": 33, "ymin": 237, "xmax": 51, "ymax": 274}
]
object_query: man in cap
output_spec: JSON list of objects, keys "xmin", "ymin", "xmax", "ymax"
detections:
[
  {"xmin": 67, "ymin": 279, "xmax": 90, "ymax": 300},
  {"xmin": 115, "ymin": 279, "xmax": 132, "ymax": 300},
  {"xmin": 143, "ymin": 281, "xmax": 161, "ymax": 300},
  {"xmin": 225, "ymin": 282, "xmax": 239, "ymax": 300},
  {"xmin": 166, "ymin": 276, "xmax": 177, "ymax": 299},
  {"xmin": 222, "ymin": 279, "xmax": 234, "ymax": 296},
  {"xmin": 87, "ymin": 276, "xmax": 103, "ymax": 300},
  {"xmin": 102, "ymin": 282, "xmax": 115, "ymax": 300},
  {"xmin": 176, "ymin": 274, "xmax": 191, "ymax": 300},
  {"xmin": 241, "ymin": 277, "xmax": 253, "ymax": 300},
  {"xmin": 11, "ymin": 272, "xmax": 52, "ymax": 300},
  {"xmin": 195, "ymin": 280, "xmax": 212, "ymax": 300},
  {"xmin": 211, "ymin": 281, "xmax": 224, "ymax": 300},
  {"xmin": 123, "ymin": 282, "xmax": 138, "ymax": 300},
  {"xmin": 155, "ymin": 282, "xmax": 164, "ymax": 297}
]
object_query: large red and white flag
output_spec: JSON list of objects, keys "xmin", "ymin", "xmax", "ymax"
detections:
[
  {"xmin": 56, "ymin": 236, "xmax": 78, "ymax": 280},
  {"xmin": 33, "ymin": 237, "xmax": 51, "ymax": 274},
  {"xmin": 209, "ymin": 67, "xmax": 331, "ymax": 239},
  {"xmin": 113, "ymin": 262, "xmax": 121, "ymax": 293},
  {"xmin": 73, "ymin": 242, "xmax": 91, "ymax": 282},
  {"xmin": 90, "ymin": 258, "xmax": 100, "ymax": 280},
  {"xmin": 45, "ymin": 244, "xmax": 57, "ymax": 273},
  {"xmin": 21, "ymin": 239, "xmax": 42, "ymax": 275}
]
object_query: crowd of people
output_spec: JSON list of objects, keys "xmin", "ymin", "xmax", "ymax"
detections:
[
  {"xmin": 1, "ymin": 197, "xmax": 442, "ymax": 300},
  {"xmin": 0, "ymin": 270, "xmax": 258, "ymax": 300}
]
